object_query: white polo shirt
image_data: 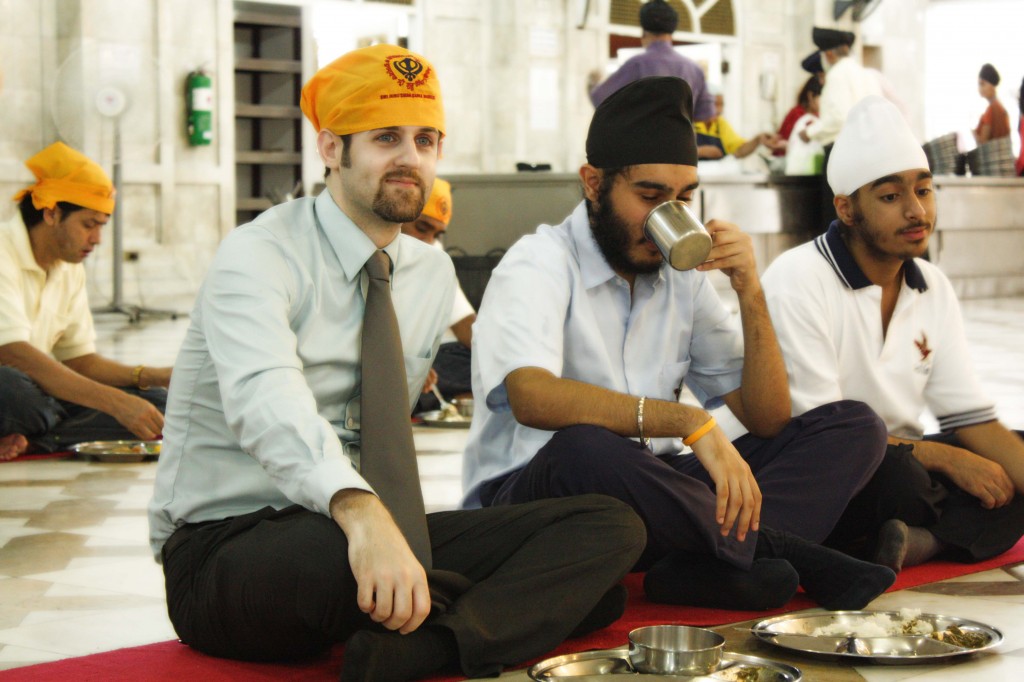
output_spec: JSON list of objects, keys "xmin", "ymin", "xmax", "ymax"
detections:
[
  {"xmin": 0, "ymin": 216, "xmax": 96, "ymax": 360},
  {"xmin": 762, "ymin": 222, "xmax": 996, "ymax": 439}
]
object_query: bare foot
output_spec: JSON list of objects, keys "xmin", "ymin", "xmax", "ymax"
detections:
[{"xmin": 0, "ymin": 434, "xmax": 29, "ymax": 461}]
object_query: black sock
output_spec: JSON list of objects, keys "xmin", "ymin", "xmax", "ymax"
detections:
[
  {"xmin": 873, "ymin": 519, "xmax": 910, "ymax": 572},
  {"xmin": 340, "ymin": 626, "xmax": 458, "ymax": 682},
  {"xmin": 643, "ymin": 552, "xmax": 799, "ymax": 610},
  {"xmin": 569, "ymin": 583, "xmax": 629, "ymax": 637},
  {"xmin": 756, "ymin": 526, "xmax": 896, "ymax": 611}
]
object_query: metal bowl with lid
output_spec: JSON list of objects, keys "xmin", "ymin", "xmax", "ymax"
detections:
[{"xmin": 628, "ymin": 624, "xmax": 725, "ymax": 675}]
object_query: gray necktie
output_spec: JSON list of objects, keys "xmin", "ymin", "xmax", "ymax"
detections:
[{"xmin": 359, "ymin": 250, "xmax": 432, "ymax": 568}]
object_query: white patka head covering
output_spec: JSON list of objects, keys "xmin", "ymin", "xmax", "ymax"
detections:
[{"xmin": 827, "ymin": 96, "xmax": 929, "ymax": 196}]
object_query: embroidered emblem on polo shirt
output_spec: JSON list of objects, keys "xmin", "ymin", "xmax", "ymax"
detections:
[{"xmin": 914, "ymin": 333, "xmax": 932, "ymax": 362}]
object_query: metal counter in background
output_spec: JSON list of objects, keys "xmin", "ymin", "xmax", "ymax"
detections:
[
  {"xmin": 443, "ymin": 172, "xmax": 820, "ymax": 305},
  {"xmin": 443, "ymin": 172, "xmax": 1024, "ymax": 301}
]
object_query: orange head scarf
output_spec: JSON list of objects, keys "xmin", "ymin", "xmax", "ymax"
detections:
[
  {"xmin": 12, "ymin": 142, "xmax": 115, "ymax": 215},
  {"xmin": 300, "ymin": 44, "xmax": 444, "ymax": 137},
  {"xmin": 420, "ymin": 178, "xmax": 452, "ymax": 226}
]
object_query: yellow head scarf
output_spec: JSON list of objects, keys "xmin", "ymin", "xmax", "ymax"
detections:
[
  {"xmin": 12, "ymin": 142, "xmax": 115, "ymax": 215},
  {"xmin": 421, "ymin": 178, "xmax": 452, "ymax": 226},
  {"xmin": 300, "ymin": 44, "xmax": 444, "ymax": 136}
]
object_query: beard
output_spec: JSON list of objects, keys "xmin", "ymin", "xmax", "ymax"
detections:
[
  {"xmin": 588, "ymin": 190, "xmax": 662, "ymax": 276},
  {"xmin": 849, "ymin": 204, "xmax": 933, "ymax": 262},
  {"xmin": 372, "ymin": 171, "xmax": 426, "ymax": 223}
]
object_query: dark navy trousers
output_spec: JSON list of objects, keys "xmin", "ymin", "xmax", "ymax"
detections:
[
  {"xmin": 826, "ymin": 434, "xmax": 1024, "ymax": 562},
  {"xmin": 0, "ymin": 366, "xmax": 167, "ymax": 452},
  {"xmin": 484, "ymin": 400, "xmax": 887, "ymax": 572}
]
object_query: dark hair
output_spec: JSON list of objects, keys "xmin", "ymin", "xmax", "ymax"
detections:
[
  {"xmin": 17, "ymin": 194, "xmax": 86, "ymax": 230},
  {"xmin": 797, "ymin": 76, "xmax": 823, "ymax": 109},
  {"xmin": 639, "ymin": 0, "xmax": 678, "ymax": 35},
  {"xmin": 582, "ymin": 166, "xmax": 629, "ymax": 214},
  {"xmin": 323, "ymin": 133, "xmax": 353, "ymax": 179},
  {"xmin": 1019, "ymin": 76, "xmax": 1024, "ymax": 116}
]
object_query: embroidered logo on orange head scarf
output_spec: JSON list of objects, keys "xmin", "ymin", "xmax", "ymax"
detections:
[{"xmin": 383, "ymin": 54, "xmax": 432, "ymax": 93}]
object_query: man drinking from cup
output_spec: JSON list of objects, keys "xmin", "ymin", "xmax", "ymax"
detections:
[{"xmin": 461, "ymin": 76, "xmax": 897, "ymax": 612}]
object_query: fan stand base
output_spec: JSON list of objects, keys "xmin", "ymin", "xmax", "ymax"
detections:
[{"xmin": 92, "ymin": 303, "xmax": 181, "ymax": 325}]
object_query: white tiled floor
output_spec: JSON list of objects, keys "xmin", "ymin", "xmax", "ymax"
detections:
[{"xmin": 1, "ymin": 297, "xmax": 1023, "ymax": 680}]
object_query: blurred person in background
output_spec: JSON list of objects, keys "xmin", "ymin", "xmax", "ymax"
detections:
[
  {"xmin": 973, "ymin": 63, "xmax": 1010, "ymax": 145},
  {"xmin": 588, "ymin": 0, "xmax": 714, "ymax": 123},
  {"xmin": 401, "ymin": 179, "xmax": 476, "ymax": 412},
  {"xmin": 694, "ymin": 89, "xmax": 783, "ymax": 161},
  {"xmin": 1, "ymin": 143, "xmax": 170, "ymax": 461}
]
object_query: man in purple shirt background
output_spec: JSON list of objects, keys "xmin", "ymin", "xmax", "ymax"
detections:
[{"xmin": 588, "ymin": 0, "xmax": 714, "ymax": 122}]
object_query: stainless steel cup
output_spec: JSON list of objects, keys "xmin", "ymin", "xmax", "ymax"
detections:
[{"xmin": 643, "ymin": 200, "xmax": 712, "ymax": 271}]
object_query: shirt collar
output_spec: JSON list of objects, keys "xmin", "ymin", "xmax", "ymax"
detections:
[
  {"xmin": 816, "ymin": 220, "xmax": 927, "ymax": 292},
  {"xmin": 569, "ymin": 201, "xmax": 666, "ymax": 290},
  {"xmin": 4, "ymin": 217, "xmax": 47, "ymax": 275},
  {"xmin": 570, "ymin": 202, "xmax": 618, "ymax": 289},
  {"xmin": 314, "ymin": 189, "xmax": 402, "ymax": 282}
]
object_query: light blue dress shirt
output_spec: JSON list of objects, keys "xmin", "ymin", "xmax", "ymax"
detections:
[
  {"xmin": 148, "ymin": 190, "xmax": 455, "ymax": 558},
  {"xmin": 461, "ymin": 201, "xmax": 744, "ymax": 508}
]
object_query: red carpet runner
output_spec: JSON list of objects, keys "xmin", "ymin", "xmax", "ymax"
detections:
[{"xmin": 5, "ymin": 537, "xmax": 1023, "ymax": 681}]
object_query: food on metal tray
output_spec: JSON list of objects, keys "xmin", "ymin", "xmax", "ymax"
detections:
[
  {"xmin": 810, "ymin": 608, "xmax": 934, "ymax": 637},
  {"xmin": 932, "ymin": 625, "xmax": 988, "ymax": 649}
]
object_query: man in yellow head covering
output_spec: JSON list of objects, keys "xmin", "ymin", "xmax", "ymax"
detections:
[
  {"xmin": 150, "ymin": 44, "xmax": 642, "ymax": 682},
  {"xmin": 400, "ymin": 179, "xmax": 477, "ymax": 412},
  {"xmin": 0, "ymin": 142, "xmax": 171, "ymax": 461}
]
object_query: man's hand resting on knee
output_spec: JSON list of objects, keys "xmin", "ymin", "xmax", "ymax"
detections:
[{"xmin": 330, "ymin": 489, "xmax": 431, "ymax": 635}]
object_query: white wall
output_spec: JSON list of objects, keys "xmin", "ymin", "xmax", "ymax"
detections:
[{"xmin": 4, "ymin": 0, "xmax": 1008, "ymax": 310}]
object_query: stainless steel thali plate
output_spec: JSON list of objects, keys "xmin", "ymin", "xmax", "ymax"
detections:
[
  {"xmin": 750, "ymin": 611, "xmax": 1003, "ymax": 664},
  {"xmin": 70, "ymin": 440, "xmax": 162, "ymax": 462},
  {"xmin": 416, "ymin": 410, "xmax": 472, "ymax": 428},
  {"xmin": 528, "ymin": 647, "xmax": 801, "ymax": 680}
]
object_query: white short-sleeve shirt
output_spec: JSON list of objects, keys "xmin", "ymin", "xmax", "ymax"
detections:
[
  {"xmin": 762, "ymin": 222, "xmax": 996, "ymax": 439},
  {"xmin": 461, "ymin": 201, "xmax": 744, "ymax": 507},
  {"xmin": 0, "ymin": 217, "xmax": 96, "ymax": 361}
]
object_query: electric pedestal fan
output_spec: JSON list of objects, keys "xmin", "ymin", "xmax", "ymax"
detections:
[{"xmin": 51, "ymin": 44, "xmax": 179, "ymax": 323}]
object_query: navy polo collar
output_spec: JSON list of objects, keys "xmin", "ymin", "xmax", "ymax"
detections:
[{"xmin": 814, "ymin": 220, "xmax": 928, "ymax": 293}]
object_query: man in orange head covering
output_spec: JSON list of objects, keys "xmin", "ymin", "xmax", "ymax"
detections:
[
  {"xmin": 400, "ymin": 178, "xmax": 477, "ymax": 413},
  {"xmin": 0, "ymin": 142, "xmax": 171, "ymax": 461},
  {"xmin": 149, "ymin": 44, "xmax": 643, "ymax": 682}
]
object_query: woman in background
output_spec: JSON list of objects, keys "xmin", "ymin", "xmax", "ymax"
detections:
[{"xmin": 775, "ymin": 76, "xmax": 823, "ymax": 157}]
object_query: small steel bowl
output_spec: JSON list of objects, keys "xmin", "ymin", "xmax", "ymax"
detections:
[
  {"xmin": 628, "ymin": 625, "xmax": 725, "ymax": 675},
  {"xmin": 452, "ymin": 397, "xmax": 474, "ymax": 418}
]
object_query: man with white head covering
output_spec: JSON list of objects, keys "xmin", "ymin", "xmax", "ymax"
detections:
[
  {"xmin": 148, "ymin": 44, "xmax": 645, "ymax": 682},
  {"xmin": 0, "ymin": 142, "xmax": 171, "ymax": 460},
  {"xmin": 764, "ymin": 96, "xmax": 1024, "ymax": 573}
]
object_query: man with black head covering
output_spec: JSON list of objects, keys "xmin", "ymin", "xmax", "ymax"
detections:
[
  {"xmin": 800, "ymin": 27, "xmax": 882, "ymax": 149},
  {"xmin": 462, "ymin": 76, "xmax": 897, "ymax": 612},
  {"xmin": 974, "ymin": 63, "xmax": 1011, "ymax": 144},
  {"xmin": 588, "ymin": 0, "xmax": 714, "ymax": 122}
]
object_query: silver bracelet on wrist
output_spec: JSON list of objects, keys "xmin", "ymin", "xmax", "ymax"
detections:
[{"xmin": 637, "ymin": 396, "xmax": 650, "ymax": 449}]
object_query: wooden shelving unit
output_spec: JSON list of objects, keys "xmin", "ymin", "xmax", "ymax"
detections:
[{"xmin": 233, "ymin": 4, "xmax": 304, "ymax": 225}]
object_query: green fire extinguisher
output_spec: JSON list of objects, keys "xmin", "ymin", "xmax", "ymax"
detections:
[{"xmin": 186, "ymin": 69, "xmax": 213, "ymax": 146}]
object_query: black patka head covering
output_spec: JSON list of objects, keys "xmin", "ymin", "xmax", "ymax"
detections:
[
  {"xmin": 812, "ymin": 27, "xmax": 855, "ymax": 50},
  {"xmin": 979, "ymin": 63, "xmax": 1000, "ymax": 86},
  {"xmin": 586, "ymin": 76, "xmax": 697, "ymax": 169},
  {"xmin": 801, "ymin": 50, "xmax": 823, "ymax": 75},
  {"xmin": 639, "ymin": 0, "xmax": 679, "ymax": 34}
]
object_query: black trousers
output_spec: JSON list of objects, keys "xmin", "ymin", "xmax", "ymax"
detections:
[
  {"xmin": 0, "ymin": 366, "xmax": 167, "ymax": 452},
  {"xmin": 826, "ymin": 433, "xmax": 1024, "ymax": 562},
  {"xmin": 484, "ymin": 400, "xmax": 886, "ymax": 572},
  {"xmin": 161, "ymin": 495, "xmax": 645, "ymax": 678}
]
